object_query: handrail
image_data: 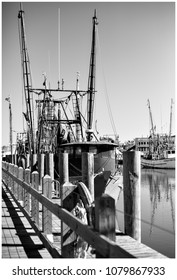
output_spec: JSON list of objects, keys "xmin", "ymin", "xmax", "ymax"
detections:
[
  {"xmin": 2, "ymin": 163, "xmax": 134, "ymax": 258},
  {"xmin": 2, "ymin": 161, "xmax": 167, "ymax": 258}
]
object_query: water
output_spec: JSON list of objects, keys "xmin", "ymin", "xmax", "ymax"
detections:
[{"xmin": 116, "ymin": 168, "xmax": 175, "ymax": 258}]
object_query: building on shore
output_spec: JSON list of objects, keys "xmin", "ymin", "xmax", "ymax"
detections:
[{"xmin": 134, "ymin": 135, "xmax": 175, "ymax": 155}]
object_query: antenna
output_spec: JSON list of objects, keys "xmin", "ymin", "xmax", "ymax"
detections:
[
  {"xmin": 169, "ymin": 98, "xmax": 174, "ymax": 144},
  {"xmin": 5, "ymin": 96, "xmax": 13, "ymax": 163},
  {"xmin": 58, "ymin": 8, "xmax": 61, "ymax": 84}
]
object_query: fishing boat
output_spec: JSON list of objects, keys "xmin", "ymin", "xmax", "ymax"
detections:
[
  {"xmin": 141, "ymin": 100, "xmax": 175, "ymax": 169},
  {"xmin": 141, "ymin": 153, "xmax": 175, "ymax": 169},
  {"xmin": 16, "ymin": 7, "xmax": 122, "ymax": 201}
]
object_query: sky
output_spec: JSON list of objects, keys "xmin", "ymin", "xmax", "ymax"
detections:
[{"xmin": 1, "ymin": 1, "xmax": 175, "ymax": 147}]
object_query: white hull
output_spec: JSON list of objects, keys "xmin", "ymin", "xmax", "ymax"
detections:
[{"xmin": 141, "ymin": 157, "xmax": 175, "ymax": 169}]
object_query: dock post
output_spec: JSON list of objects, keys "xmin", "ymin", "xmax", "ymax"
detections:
[
  {"xmin": 8, "ymin": 163, "xmax": 12, "ymax": 190},
  {"xmin": 95, "ymin": 194, "xmax": 116, "ymax": 257},
  {"xmin": 13, "ymin": 165, "xmax": 18, "ymax": 199},
  {"xmin": 32, "ymin": 153, "xmax": 37, "ymax": 167},
  {"xmin": 6, "ymin": 162, "xmax": 10, "ymax": 187},
  {"xmin": 31, "ymin": 171, "xmax": 39, "ymax": 227},
  {"xmin": 24, "ymin": 168, "xmax": 31, "ymax": 214},
  {"xmin": 11, "ymin": 164, "xmax": 14, "ymax": 191},
  {"xmin": 123, "ymin": 151, "xmax": 141, "ymax": 242},
  {"xmin": 7, "ymin": 162, "xmax": 10, "ymax": 186},
  {"xmin": 45, "ymin": 153, "xmax": 54, "ymax": 193},
  {"xmin": 18, "ymin": 167, "xmax": 24, "ymax": 204},
  {"xmin": 59, "ymin": 152, "xmax": 69, "ymax": 185},
  {"xmin": 26, "ymin": 153, "xmax": 30, "ymax": 168},
  {"xmin": 42, "ymin": 175, "xmax": 52, "ymax": 235},
  {"xmin": 38, "ymin": 153, "xmax": 45, "ymax": 189},
  {"xmin": 82, "ymin": 152, "xmax": 94, "ymax": 201},
  {"xmin": 59, "ymin": 152, "xmax": 78, "ymax": 257}
]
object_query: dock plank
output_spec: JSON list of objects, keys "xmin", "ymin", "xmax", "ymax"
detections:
[
  {"xmin": 1, "ymin": 183, "xmax": 52, "ymax": 258},
  {"xmin": 116, "ymin": 235, "xmax": 167, "ymax": 258}
]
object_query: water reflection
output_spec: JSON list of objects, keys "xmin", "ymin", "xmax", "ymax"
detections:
[
  {"xmin": 141, "ymin": 169, "xmax": 175, "ymax": 258},
  {"xmin": 116, "ymin": 168, "xmax": 175, "ymax": 258}
]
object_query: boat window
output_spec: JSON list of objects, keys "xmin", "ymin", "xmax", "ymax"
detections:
[
  {"xmin": 75, "ymin": 147, "xmax": 82, "ymax": 155},
  {"xmin": 102, "ymin": 151, "xmax": 109, "ymax": 158},
  {"xmin": 89, "ymin": 147, "xmax": 97, "ymax": 154},
  {"xmin": 69, "ymin": 147, "xmax": 73, "ymax": 154},
  {"xmin": 110, "ymin": 150, "xmax": 115, "ymax": 159},
  {"xmin": 64, "ymin": 147, "xmax": 73, "ymax": 154}
]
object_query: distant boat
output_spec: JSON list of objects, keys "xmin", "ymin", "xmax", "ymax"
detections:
[
  {"xmin": 141, "ymin": 134, "xmax": 175, "ymax": 169},
  {"xmin": 141, "ymin": 99, "xmax": 175, "ymax": 170},
  {"xmin": 141, "ymin": 153, "xmax": 175, "ymax": 169}
]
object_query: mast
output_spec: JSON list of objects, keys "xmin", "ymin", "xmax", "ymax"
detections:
[
  {"xmin": 5, "ymin": 97, "xmax": 13, "ymax": 163},
  {"xmin": 147, "ymin": 99, "xmax": 155, "ymax": 138},
  {"xmin": 86, "ymin": 10, "xmax": 98, "ymax": 141},
  {"xmin": 18, "ymin": 4, "xmax": 35, "ymax": 155},
  {"xmin": 169, "ymin": 98, "xmax": 173, "ymax": 145},
  {"xmin": 72, "ymin": 72, "xmax": 83, "ymax": 142}
]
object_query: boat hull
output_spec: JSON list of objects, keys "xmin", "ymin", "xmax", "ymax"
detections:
[
  {"xmin": 56, "ymin": 141, "xmax": 123, "ymax": 202},
  {"xmin": 141, "ymin": 157, "xmax": 175, "ymax": 169}
]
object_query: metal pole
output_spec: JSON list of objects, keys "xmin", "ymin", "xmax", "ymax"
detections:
[{"xmin": 5, "ymin": 97, "xmax": 13, "ymax": 163}]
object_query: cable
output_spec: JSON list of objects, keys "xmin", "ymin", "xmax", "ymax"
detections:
[{"xmin": 96, "ymin": 28, "xmax": 118, "ymax": 138}]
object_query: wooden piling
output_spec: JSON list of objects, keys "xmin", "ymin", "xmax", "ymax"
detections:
[
  {"xmin": 2, "ymin": 162, "xmax": 5, "ymax": 182},
  {"xmin": 59, "ymin": 152, "xmax": 69, "ymax": 185},
  {"xmin": 26, "ymin": 153, "xmax": 30, "ymax": 168},
  {"xmin": 6, "ymin": 163, "xmax": 10, "ymax": 187},
  {"xmin": 123, "ymin": 151, "xmax": 141, "ymax": 242},
  {"xmin": 13, "ymin": 165, "xmax": 18, "ymax": 199},
  {"xmin": 82, "ymin": 152, "xmax": 94, "ymax": 200},
  {"xmin": 38, "ymin": 153, "xmax": 45, "ymax": 187},
  {"xmin": 32, "ymin": 153, "xmax": 37, "ymax": 167},
  {"xmin": 18, "ymin": 167, "xmax": 24, "ymax": 203},
  {"xmin": 10, "ymin": 164, "xmax": 14, "ymax": 192},
  {"xmin": 31, "ymin": 171, "xmax": 39, "ymax": 226},
  {"xmin": 60, "ymin": 182, "xmax": 78, "ymax": 258},
  {"xmin": 8, "ymin": 163, "xmax": 11, "ymax": 189},
  {"xmin": 42, "ymin": 175, "xmax": 52, "ymax": 234},
  {"xmin": 95, "ymin": 194, "xmax": 116, "ymax": 257},
  {"xmin": 45, "ymin": 153, "xmax": 54, "ymax": 192},
  {"xmin": 10, "ymin": 164, "xmax": 14, "ymax": 191},
  {"xmin": 24, "ymin": 168, "xmax": 31, "ymax": 214}
]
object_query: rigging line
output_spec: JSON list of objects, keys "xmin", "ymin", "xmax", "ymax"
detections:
[
  {"xmin": 60, "ymin": 102, "xmax": 76, "ymax": 141},
  {"xmin": 18, "ymin": 18, "xmax": 25, "ymax": 132},
  {"xmin": 27, "ymin": 52, "xmax": 36, "ymax": 132},
  {"xmin": 115, "ymin": 208, "xmax": 175, "ymax": 236},
  {"xmin": 96, "ymin": 28, "xmax": 118, "ymax": 137},
  {"xmin": 58, "ymin": 8, "xmax": 60, "ymax": 83}
]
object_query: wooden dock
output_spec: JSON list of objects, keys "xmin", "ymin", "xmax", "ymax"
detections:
[
  {"xmin": 2, "ymin": 183, "xmax": 51, "ymax": 258},
  {"xmin": 1, "ymin": 154, "xmax": 168, "ymax": 259}
]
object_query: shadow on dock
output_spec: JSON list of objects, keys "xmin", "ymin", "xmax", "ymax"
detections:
[{"xmin": 2, "ymin": 185, "xmax": 50, "ymax": 258}]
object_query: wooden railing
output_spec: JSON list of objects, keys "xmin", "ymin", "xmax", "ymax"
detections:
[
  {"xmin": 2, "ymin": 152, "xmax": 167, "ymax": 259},
  {"xmin": 2, "ymin": 161, "xmax": 134, "ymax": 258}
]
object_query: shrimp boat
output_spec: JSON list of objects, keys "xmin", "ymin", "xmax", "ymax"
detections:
[
  {"xmin": 141, "ymin": 100, "xmax": 175, "ymax": 170},
  {"xmin": 141, "ymin": 134, "xmax": 175, "ymax": 169},
  {"xmin": 17, "ymin": 7, "xmax": 122, "ymax": 201},
  {"xmin": 141, "ymin": 153, "xmax": 175, "ymax": 169}
]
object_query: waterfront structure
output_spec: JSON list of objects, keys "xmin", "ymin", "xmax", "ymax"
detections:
[{"xmin": 134, "ymin": 135, "xmax": 175, "ymax": 156}]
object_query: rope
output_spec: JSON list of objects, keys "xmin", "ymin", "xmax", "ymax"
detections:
[
  {"xmin": 18, "ymin": 19, "xmax": 25, "ymax": 131},
  {"xmin": 96, "ymin": 28, "xmax": 118, "ymax": 138},
  {"xmin": 115, "ymin": 207, "xmax": 175, "ymax": 236}
]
